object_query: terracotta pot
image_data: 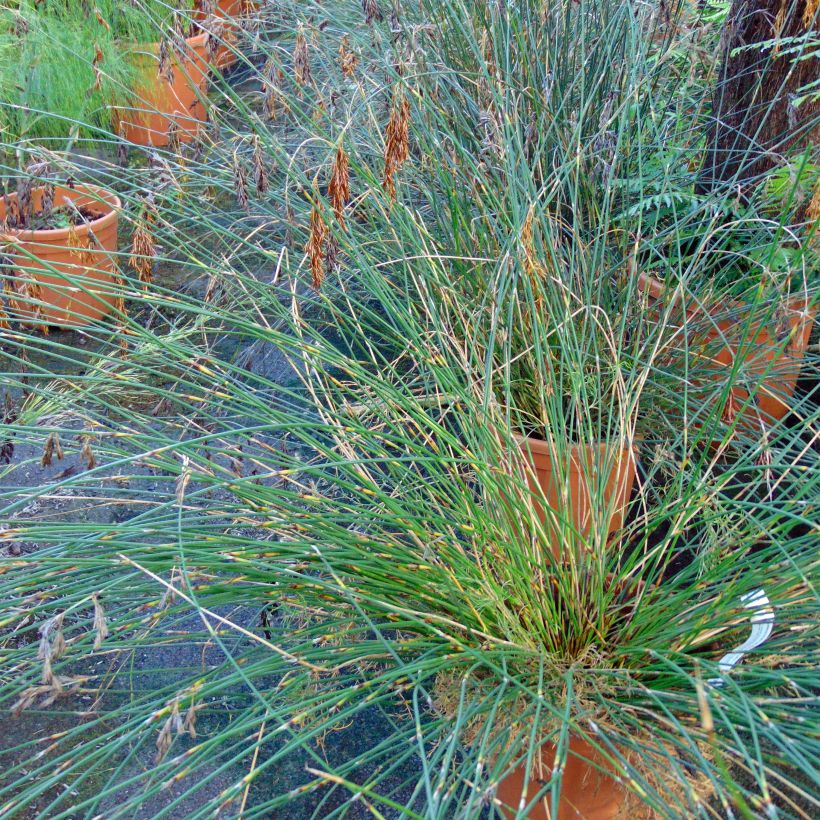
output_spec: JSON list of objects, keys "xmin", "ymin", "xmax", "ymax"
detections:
[
  {"xmin": 0, "ymin": 184, "xmax": 120, "ymax": 328},
  {"xmin": 195, "ymin": 0, "xmax": 256, "ymax": 70},
  {"xmin": 637, "ymin": 274, "xmax": 816, "ymax": 426},
  {"xmin": 115, "ymin": 33, "xmax": 210, "ymax": 146},
  {"xmin": 496, "ymin": 736, "xmax": 625, "ymax": 819},
  {"xmin": 515, "ymin": 438, "xmax": 636, "ymax": 558}
]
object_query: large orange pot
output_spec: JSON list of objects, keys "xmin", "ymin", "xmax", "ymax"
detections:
[
  {"xmin": 638, "ymin": 274, "xmax": 816, "ymax": 427},
  {"xmin": 0, "ymin": 184, "xmax": 120, "ymax": 328},
  {"xmin": 496, "ymin": 736, "xmax": 625, "ymax": 819},
  {"xmin": 115, "ymin": 33, "xmax": 210, "ymax": 146},
  {"xmin": 515, "ymin": 438, "xmax": 636, "ymax": 558}
]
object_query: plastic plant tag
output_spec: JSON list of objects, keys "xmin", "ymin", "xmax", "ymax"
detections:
[{"xmin": 709, "ymin": 589, "xmax": 774, "ymax": 687}]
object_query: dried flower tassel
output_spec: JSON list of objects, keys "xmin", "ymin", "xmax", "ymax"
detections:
[
  {"xmin": 129, "ymin": 212, "xmax": 157, "ymax": 285},
  {"xmin": 252, "ymin": 136, "xmax": 268, "ymax": 195},
  {"xmin": 233, "ymin": 154, "xmax": 250, "ymax": 211},
  {"xmin": 92, "ymin": 593, "xmax": 109, "ymax": 651},
  {"xmin": 362, "ymin": 0, "xmax": 384, "ymax": 24},
  {"xmin": 294, "ymin": 27, "xmax": 311, "ymax": 90},
  {"xmin": 382, "ymin": 90, "xmax": 410, "ymax": 201},
  {"xmin": 80, "ymin": 435, "xmax": 97, "ymax": 470},
  {"xmin": 328, "ymin": 147, "xmax": 350, "ymax": 227},
  {"xmin": 338, "ymin": 35, "xmax": 358, "ymax": 78},
  {"xmin": 306, "ymin": 203, "xmax": 327, "ymax": 290},
  {"xmin": 158, "ymin": 38, "xmax": 175, "ymax": 84},
  {"xmin": 41, "ymin": 432, "xmax": 64, "ymax": 467}
]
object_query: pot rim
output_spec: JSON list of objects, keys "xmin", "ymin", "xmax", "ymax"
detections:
[
  {"xmin": 514, "ymin": 434, "xmax": 635, "ymax": 460},
  {"xmin": 128, "ymin": 31, "xmax": 210, "ymax": 57},
  {"xmin": 637, "ymin": 272, "xmax": 817, "ymax": 317},
  {"xmin": 0, "ymin": 183, "xmax": 120, "ymax": 242}
]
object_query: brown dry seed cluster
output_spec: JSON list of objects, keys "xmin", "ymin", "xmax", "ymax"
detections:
[{"xmin": 382, "ymin": 91, "xmax": 410, "ymax": 201}]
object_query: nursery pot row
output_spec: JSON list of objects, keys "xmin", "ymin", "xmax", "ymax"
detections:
[
  {"xmin": 117, "ymin": 1, "xmax": 256, "ymax": 147},
  {"xmin": 0, "ymin": 3, "xmax": 254, "ymax": 328}
]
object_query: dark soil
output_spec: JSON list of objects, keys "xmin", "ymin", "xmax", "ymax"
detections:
[{"xmin": 10, "ymin": 204, "xmax": 104, "ymax": 232}]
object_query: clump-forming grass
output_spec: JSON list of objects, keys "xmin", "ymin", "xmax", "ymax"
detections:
[{"xmin": 0, "ymin": 0, "xmax": 818, "ymax": 816}]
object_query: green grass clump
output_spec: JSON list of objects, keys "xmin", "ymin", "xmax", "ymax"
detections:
[{"xmin": 0, "ymin": 0, "xmax": 818, "ymax": 816}]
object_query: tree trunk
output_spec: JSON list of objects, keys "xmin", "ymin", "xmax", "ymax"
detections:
[{"xmin": 699, "ymin": 0, "xmax": 820, "ymax": 194}]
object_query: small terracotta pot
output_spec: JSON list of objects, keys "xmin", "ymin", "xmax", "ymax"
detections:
[
  {"xmin": 515, "ymin": 438, "xmax": 636, "ymax": 558},
  {"xmin": 115, "ymin": 33, "xmax": 210, "ymax": 146},
  {"xmin": 637, "ymin": 274, "xmax": 816, "ymax": 426},
  {"xmin": 195, "ymin": 0, "xmax": 256, "ymax": 70},
  {"xmin": 496, "ymin": 736, "xmax": 625, "ymax": 819},
  {"xmin": 0, "ymin": 184, "xmax": 120, "ymax": 328}
]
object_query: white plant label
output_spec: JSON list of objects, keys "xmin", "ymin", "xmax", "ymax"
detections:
[{"xmin": 709, "ymin": 588, "xmax": 774, "ymax": 687}]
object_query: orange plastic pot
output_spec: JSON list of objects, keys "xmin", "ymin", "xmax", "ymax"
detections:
[
  {"xmin": 638, "ymin": 274, "xmax": 816, "ymax": 426},
  {"xmin": 0, "ymin": 184, "xmax": 120, "ymax": 328},
  {"xmin": 496, "ymin": 736, "xmax": 625, "ymax": 819},
  {"xmin": 115, "ymin": 33, "xmax": 210, "ymax": 146},
  {"xmin": 515, "ymin": 438, "xmax": 636, "ymax": 558}
]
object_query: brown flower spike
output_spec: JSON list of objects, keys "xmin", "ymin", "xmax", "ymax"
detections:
[
  {"xmin": 234, "ymin": 154, "xmax": 249, "ymax": 212},
  {"xmin": 338, "ymin": 35, "xmax": 358, "ymax": 78},
  {"xmin": 382, "ymin": 90, "xmax": 410, "ymax": 201},
  {"xmin": 130, "ymin": 213, "xmax": 156, "ymax": 285},
  {"xmin": 328, "ymin": 147, "xmax": 350, "ymax": 228},
  {"xmin": 253, "ymin": 136, "xmax": 269, "ymax": 195},
  {"xmin": 294, "ymin": 28, "xmax": 311, "ymax": 90},
  {"xmin": 306, "ymin": 203, "xmax": 328, "ymax": 290},
  {"xmin": 362, "ymin": 0, "xmax": 383, "ymax": 25}
]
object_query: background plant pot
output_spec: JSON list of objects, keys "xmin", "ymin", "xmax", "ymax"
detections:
[
  {"xmin": 496, "ymin": 736, "xmax": 625, "ymax": 819},
  {"xmin": 637, "ymin": 274, "xmax": 817, "ymax": 426},
  {"xmin": 195, "ymin": 0, "xmax": 256, "ymax": 70},
  {"xmin": 115, "ymin": 33, "xmax": 210, "ymax": 147},
  {"xmin": 515, "ymin": 438, "xmax": 636, "ymax": 558},
  {"xmin": 0, "ymin": 184, "xmax": 120, "ymax": 328}
]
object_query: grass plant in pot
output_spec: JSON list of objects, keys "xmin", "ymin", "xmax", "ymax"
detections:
[
  {"xmin": 0, "ymin": 2, "xmax": 199, "ymax": 324},
  {"xmin": 0, "ymin": 171, "xmax": 120, "ymax": 327},
  {"xmin": 478, "ymin": 219, "xmax": 645, "ymax": 562},
  {"xmin": 0, "ymin": 1, "xmax": 203, "ymax": 146},
  {"xmin": 636, "ymin": 262, "xmax": 817, "ymax": 433},
  {"xmin": 114, "ymin": 19, "xmax": 212, "ymax": 146},
  {"xmin": 0, "ymin": 0, "xmax": 817, "ymax": 816},
  {"xmin": 625, "ymin": 161, "xmax": 818, "ymax": 434},
  {"xmin": 2, "ymin": 199, "xmax": 812, "ymax": 817}
]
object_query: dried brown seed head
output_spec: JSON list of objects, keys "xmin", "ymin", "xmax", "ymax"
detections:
[
  {"xmin": 382, "ymin": 90, "xmax": 410, "ymax": 201},
  {"xmin": 338, "ymin": 35, "xmax": 358, "ymax": 78},
  {"xmin": 80, "ymin": 435, "xmax": 97, "ymax": 471},
  {"xmin": 252, "ymin": 136, "xmax": 268, "ymax": 195},
  {"xmin": 234, "ymin": 154, "xmax": 250, "ymax": 212},
  {"xmin": 328, "ymin": 147, "xmax": 350, "ymax": 227},
  {"xmin": 306, "ymin": 203, "xmax": 328, "ymax": 290},
  {"xmin": 129, "ymin": 213, "xmax": 156, "ymax": 285},
  {"xmin": 158, "ymin": 38, "xmax": 175, "ymax": 84},
  {"xmin": 41, "ymin": 432, "xmax": 64, "ymax": 467},
  {"xmin": 294, "ymin": 28, "xmax": 312, "ymax": 90},
  {"xmin": 362, "ymin": 0, "xmax": 383, "ymax": 25},
  {"xmin": 92, "ymin": 593, "xmax": 109, "ymax": 651}
]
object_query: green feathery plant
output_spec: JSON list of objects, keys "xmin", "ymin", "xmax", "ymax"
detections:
[
  {"xmin": 0, "ymin": 0, "xmax": 817, "ymax": 817},
  {"xmin": 0, "ymin": 1, "xmax": 199, "ymax": 146}
]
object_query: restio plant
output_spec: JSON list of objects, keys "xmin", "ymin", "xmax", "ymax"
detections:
[{"xmin": 0, "ymin": 0, "xmax": 817, "ymax": 817}]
